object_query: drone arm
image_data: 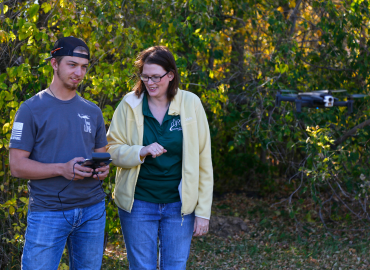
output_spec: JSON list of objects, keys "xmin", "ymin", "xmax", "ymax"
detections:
[
  {"xmin": 333, "ymin": 101, "xmax": 347, "ymax": 106},
  {"xmin": 295, "ymin": 99, "xmax": 302, "ymax": 113},
  {"xmin": 347, "ymin": 100, "xmax": 353, "ymax": 114},
  {"xmin": 276, "ymin": 95, "xmax": 296, "ymax": 107},
  {"xmin": 333, "ymin": 101, "xmax": 354, "ymax": 113}
]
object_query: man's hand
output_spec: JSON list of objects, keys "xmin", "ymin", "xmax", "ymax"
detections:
[
  {"xmin": 193, "ymin": 216, "xmax": 209, "ymax": 237},
  {"xmin": 140, "ymin": 142, "xmax": 167, "ymax": 159},
  {"xmin": 62, "ymin": 157, "xmax": 93, "ymax": 180},
  {"xmin": 93, "ymin": 164, "xmax": 110, "ymax": 180}
]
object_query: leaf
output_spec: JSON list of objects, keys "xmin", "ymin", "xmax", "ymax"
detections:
[
  {"xmin": 19, "ymin": 197, "xmax": 28, "ymax": 204},
  {"xmin": 2, "ymin": 123, "xmax": 10, "ymax": 134},
  {"xmin": 9, "ymin": 206, "xmax": 15, "ymax": 215},
  {"xmin": 0, "ymin": 73, "xmax": 6, "ymax": 83},
  {"xmin": 7, "ymin": 101, "xmax": 18, "ymax": 108},
  {"xmin": 0, "ymin": 30, "xmax": 7, "ymax": 43},
  {"xmin": 41, "ymin": 2, "xmax": 52, "ymax": 13},
  {"xmin": 28, "ymin": 4, "xmax": 40, "ymax": 19},
  {"xmin": 107, "ymin": 24, "xmax": 113, "ymax": 33}
]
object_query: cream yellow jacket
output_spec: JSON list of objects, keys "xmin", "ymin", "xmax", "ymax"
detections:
[{"xmin": 106, "ymin": 89, "xmax": 213, "ymax": 219}]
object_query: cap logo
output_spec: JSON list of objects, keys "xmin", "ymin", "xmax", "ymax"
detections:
[{"xmin": 51, "ymin": 47, "xmax": 63, "ymax": 55}]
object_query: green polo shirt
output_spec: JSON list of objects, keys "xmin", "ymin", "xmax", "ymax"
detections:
[{"xmin": 135, "ymin": 94, "xmax": 183, "ymax": 203}]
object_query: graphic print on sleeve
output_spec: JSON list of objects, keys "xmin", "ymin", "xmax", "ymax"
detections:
[{"xmin": 11, "ymin": 122, "xmax": 24, "ymax": 140}]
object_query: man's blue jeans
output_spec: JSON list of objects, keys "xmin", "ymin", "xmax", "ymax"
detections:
[
  {"xmin": 21, "ymin": 200, "xmax": 105, "ymax": 270},
  {"xmin": 118, "ymin": 199, "xmax": 195, "ymax": 270}
]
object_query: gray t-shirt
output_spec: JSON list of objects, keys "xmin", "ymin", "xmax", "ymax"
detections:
[{"xmin": 9, "ymin": 90, "xmax": 107, "ymax": 211}]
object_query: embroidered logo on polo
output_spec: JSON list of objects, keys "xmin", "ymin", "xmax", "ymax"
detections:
[
  {"xmin": 169, "ymin": 119, "xmax": 182, "ymax": 131},
  {"xmin": 78, "ymin": 113, "xmax": 91, "ymax": 133},
  {"xmin": 11, "ymin": 122, "xmax": 23, "ymax": 140}
]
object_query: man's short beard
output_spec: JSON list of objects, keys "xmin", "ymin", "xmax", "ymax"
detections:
[{"xmin": 56, "ymin": 69, "xmax": 78, "ymax": 90}]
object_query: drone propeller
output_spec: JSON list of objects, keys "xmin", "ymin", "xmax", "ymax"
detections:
[
  {"xmin": 314, "ymin": 89, "xmax": 347, "ymax": 93},
  {"xmin": 349, "ymin": 94, "xmax": 367, "ymax": 98},
  {"xmin": 298, "ymin": 92, "xmax": 322, "ymax": 96},
  {"xmin": 279, "ymin": 89, "xmax": 297, "ymax": 93}
]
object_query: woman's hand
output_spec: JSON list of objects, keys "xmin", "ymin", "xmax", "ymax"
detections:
[
  {"xmin": 140, "ymin": 142, "xmax": 167, "ymax": 159},
  {"xmin": 193, "ymin": 216, "xmax": 209, "ymax": 236}
]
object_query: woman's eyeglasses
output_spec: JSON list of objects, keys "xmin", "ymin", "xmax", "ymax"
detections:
[{"xmin": 140, "ymin": 71, "xmax": 169, "ymax": 82}]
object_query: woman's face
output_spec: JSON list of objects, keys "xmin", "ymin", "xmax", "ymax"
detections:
[{"xmin": 142, "ymin": 63, "xmax": 173, "ymax": 100}]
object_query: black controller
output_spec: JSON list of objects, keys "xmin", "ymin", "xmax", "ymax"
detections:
[{"xmin": 77, "ymin": 152, "xmax": 112, "ymax": 175}]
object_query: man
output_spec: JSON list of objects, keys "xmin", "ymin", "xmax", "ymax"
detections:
[{"xmin": 9, "ymin": 36, "xmax": 109, "ymax": 270}]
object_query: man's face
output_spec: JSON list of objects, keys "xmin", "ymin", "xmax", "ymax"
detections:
[{"xmin": 53, "ymin": 54, "xmax": 89, "ymax": 90}]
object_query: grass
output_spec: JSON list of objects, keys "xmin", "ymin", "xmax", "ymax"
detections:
[{"xmin": 59, "ymin": 192, "xmax": 370, "ymax": 269}]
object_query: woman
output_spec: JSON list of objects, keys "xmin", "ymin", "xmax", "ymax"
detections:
[{"xmin": 107, "ymin": 46, "xmax": 213, "ymax": 269}]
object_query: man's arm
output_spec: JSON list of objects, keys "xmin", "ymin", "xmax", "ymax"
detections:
[{"xmin": 9, "ymin": 148, "xmax": 94, "ymax": 180}]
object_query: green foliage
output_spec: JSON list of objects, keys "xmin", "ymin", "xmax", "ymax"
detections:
[{"xmin": 2, "ymin": 0, "xmax": 370, "ymax": 268}]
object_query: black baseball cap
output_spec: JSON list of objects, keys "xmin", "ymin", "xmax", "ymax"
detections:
[{"xmin": 44, "ymin": 36, "xmax": 90, "ymax": 61}]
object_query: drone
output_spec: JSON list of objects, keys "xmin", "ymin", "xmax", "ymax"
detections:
[{"xmin": 275, "ymin": 90, "xmax": 367, "ymax": 113}]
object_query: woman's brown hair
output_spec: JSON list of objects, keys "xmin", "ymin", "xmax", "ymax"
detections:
[{"xmin": 133, "ymin": 46, "xmax": 179, "ymax": 101}]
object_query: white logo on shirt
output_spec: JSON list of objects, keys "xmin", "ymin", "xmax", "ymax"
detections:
[
  {"xmin": 170, "ymin": 119, "xmax": 182, "ymax": 131},
  {"xmin": 185, "ymin": 117, "xmax": 192, "ymax": 121},
  {"xmin": 11, "ymin": 122, "xmax": 23, "ymax": 140},
  {"xmin": 78, "ymin": 114, "xmax": 91, "ymax": 133}
]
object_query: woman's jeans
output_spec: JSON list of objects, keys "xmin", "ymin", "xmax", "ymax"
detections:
[
  {"xmin": 21, "ymin": 200, "xmax": 106, "ymax": 270},
  {"xmin": 118, "ymin": 199, "xmax": 195, "ymax": 270}
]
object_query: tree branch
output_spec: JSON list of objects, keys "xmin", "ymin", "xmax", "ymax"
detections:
[
  {"xmin": 289, "ymin": 0, "xmax": 303, "ymax": 36},
  {"xmin": 301, "ymin": 58, "xmax": 353, "ymax": 72},
  {"xmin": 333, "ymin": 118, "xmax": 370, "ymax": 148}
]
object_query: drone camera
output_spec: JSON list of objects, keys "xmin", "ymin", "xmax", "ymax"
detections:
[{"xmin": 323, "ymin": 96, "xmax": 334, "ymax": 107}]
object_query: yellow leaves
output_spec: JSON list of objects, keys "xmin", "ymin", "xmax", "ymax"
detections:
[
  {"xmin": 28, "ymin": 4, "xmax": 40, "ymax": 22},
  {"xmin": 41, "ymin": 2, "xmax": 52, "ymax": 13},
  {"xmin": 107, "ymin": 25, "xmax": 113, "ymax": 33},
  {"xmin": 9, "ymin": 206, "xmax": 15, "ymax": 216},
  {"xmin": 277, "ymin": 7, "xmax": 284, "ymax": 15},
  {"xmin": 19, "ymin": 197, "xmax": 28, "ymax": 205},
  {"xmin": 169, "ymin": 23, "xmax": 176, "ymax": 34},
  {"xmin": 353, "ymin": 0, "xmax": 364, "ymax": 4},
  {"xmin": 289, "ymin": 1, "xmax": 296, "ymax": 8},
  {"xmin": 59, "ymin": 263, "xmax": 69, "ymax": 270},
  {"xmin": 0, "ymin": 30, "xmax": 6, "ymax": 43},
  {"xmin": 3, "ymin": 5, "xmax": 8, "ymax": 14},
  {"xmin": 8, "ymin": 31, "xmax": 16, "ymax": 41},
  {"xmin": 275, "ymin": 61, "xmax": 288, "ymax": 74},
  {"xmin": 0, "ymin": 30, "xmax": 16, "ymax": 43},
  {"xmin": 2, "ymin": 123, "xmax": 10, "ymax": 134},
  {"xmin": 60, "ymin": 0, "xmax": 66, "ymax": 8},
  {"xmin": 201, "ymin": 85, "xmax": 228, "ymax": 116},
  {"xmin": 209, "ymin": 70, "xmax": 214, "ymax": 79},
  {"xmin": 92, "ymin": 19, "xmax": 98, "ymax": 27}
]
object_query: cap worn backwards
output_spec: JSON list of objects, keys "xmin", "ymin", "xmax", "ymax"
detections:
[{"xmin": 44, "ymin": 36, "xmax": 90, "ymax": 61}]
